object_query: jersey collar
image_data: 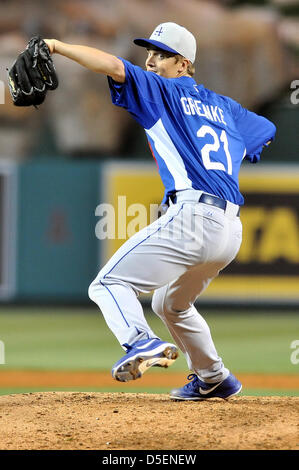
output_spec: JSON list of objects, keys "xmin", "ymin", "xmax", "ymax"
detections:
[
  {"xmin": 149, "ymin": 71, "xmax": 204, "ymax": 92},
  {"xmin": 173, "ymin": 76, "xmax": 203, "ymax": 90}
]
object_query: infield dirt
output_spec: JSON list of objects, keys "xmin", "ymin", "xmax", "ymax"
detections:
[{"xmin": 0, "ymin": 391, "xmax": 298, "ymax": 450}]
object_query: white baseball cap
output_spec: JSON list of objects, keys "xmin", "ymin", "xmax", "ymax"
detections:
[{"xmin": 134, "ymin": 22, "xmax": 196, "ymax": 63}]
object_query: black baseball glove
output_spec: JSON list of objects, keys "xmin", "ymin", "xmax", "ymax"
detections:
[{"xmin": 7, "ymin": 36, "xmax": 58, "ymax": 107}]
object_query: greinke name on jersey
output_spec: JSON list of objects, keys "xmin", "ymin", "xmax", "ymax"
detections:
[{"xmin": 180, "ymin": 97, "xmax": 227, "ymax": 125}]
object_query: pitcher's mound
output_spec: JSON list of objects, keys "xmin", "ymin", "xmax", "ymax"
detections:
[{"xmin": 0, "ymin": 392, "xmax": 298, "ymax": 450}]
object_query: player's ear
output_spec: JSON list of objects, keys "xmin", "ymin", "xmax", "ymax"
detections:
[
  {"xmin": 176, "ymin": 55, "xmax": 189, "ymax": 73},
  {"xmin": 177, "ymin": 57, "xmax": 189, "ymax": 75}
]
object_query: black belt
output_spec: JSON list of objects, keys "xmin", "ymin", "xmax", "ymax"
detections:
[{"xmin": 170, "ymin": 192, "xmax": 240, "ymax": 217}]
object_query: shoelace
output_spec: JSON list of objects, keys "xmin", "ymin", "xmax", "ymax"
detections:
[
  {"xmin": 185, "ymin": 373, "xmax": 223, "ymax": 393},
  {"xmin": 184, "ymin": 373, "xmax": 200, "ymax": 390}
]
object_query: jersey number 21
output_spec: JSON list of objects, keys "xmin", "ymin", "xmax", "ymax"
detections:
[{"xmin": 197, "ymin": 125, "xmax": 232, "ymax": 175}]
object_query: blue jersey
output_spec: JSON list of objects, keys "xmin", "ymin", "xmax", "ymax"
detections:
[{"xmin": 108, "ymin": 59, "xmax": 276, "ymax": 205}]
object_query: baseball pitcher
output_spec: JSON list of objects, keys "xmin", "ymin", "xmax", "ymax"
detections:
[{"xmin": 13, "ymin": 23, "xmax": 276, "ymax": 400}]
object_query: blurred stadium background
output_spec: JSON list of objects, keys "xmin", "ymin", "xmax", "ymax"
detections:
[{"xmin": 0, "ymin": 0, "xmax": 298, "ymax": 396}]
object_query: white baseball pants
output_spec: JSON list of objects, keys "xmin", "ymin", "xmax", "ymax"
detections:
[{"xmin": 89, "ymin": 190, "xmax": 242, "ymax": 383}]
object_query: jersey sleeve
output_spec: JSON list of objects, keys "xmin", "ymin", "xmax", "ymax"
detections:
[
  {"xmin": 107, "ymin": 58, "xmax": 167, "ymax": 129},
  {"xmin": 228, "ymin": 98, "xmax": 276, "ymax": 163}
]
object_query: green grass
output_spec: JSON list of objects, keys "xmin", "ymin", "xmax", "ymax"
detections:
[
  {"xmin": 0, "ymin": 307, "xmax": 118, "ymax": 370},
  {"xmin": 149, "ymin": 309, "xmax": 299, "ymax": 375},
  {"xmin": 0, "ymin": 307, "xmax": 299, "ymax": 375}
]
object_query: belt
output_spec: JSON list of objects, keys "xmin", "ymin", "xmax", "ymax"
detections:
[{"xmin": 170, "ymin": 191, "xmax": 240, "ymax": 217}]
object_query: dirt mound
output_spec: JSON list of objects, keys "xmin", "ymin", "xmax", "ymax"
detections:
[{"xmin": 0, "ymin": 392, "xmax": 298, "ymax": 450}]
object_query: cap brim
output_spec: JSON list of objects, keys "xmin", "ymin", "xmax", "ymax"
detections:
[{"xmin": 133, "ymin": 38, "xmax": 179, "ymax": 55}]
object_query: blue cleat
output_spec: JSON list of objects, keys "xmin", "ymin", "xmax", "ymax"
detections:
[
  {"xmin": 111, "ymin": 338, "xmax": 179, "ymax": 382},
  {"xmin": 170, "ymin": 372, "xmax": 242, "ymax": 401}
]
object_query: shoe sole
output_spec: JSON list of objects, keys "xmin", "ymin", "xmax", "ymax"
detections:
[
  {"xmin": 170, "ymin": 384, "xmax": 242, "ymax": 401},
  {"xmin": 112, "ymin": 344, "xmax": 179, "ymax": 382}
]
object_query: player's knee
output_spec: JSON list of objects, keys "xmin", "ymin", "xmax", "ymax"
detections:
[
  {"xmin": 88, "ymin": 277, "xmax": 104, "ymax": 302},
  {"xmin": 151, "ymin": 295, "xmax": 164, "ymax": 318},
  {"xmin": 164, "ymin": 300, "xmax": 182, "ymax": 316},
  {"xmin": 163, "ymin": 298, "xmax": 191, "ymax": 318},
  {"xmin": 88, "ymin": 267, "xmax": 108, "ymax": 302},
  {"xmin": 152, "ymin": 294, "xmax": 180, "ymax": 318},
  {"xmin": 88, "ymin": 280, "xmax": 96, "ymax": 302},
  {"xmin": 152, "ymin": 286, "xmax": 190, "ymax": 319}
]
